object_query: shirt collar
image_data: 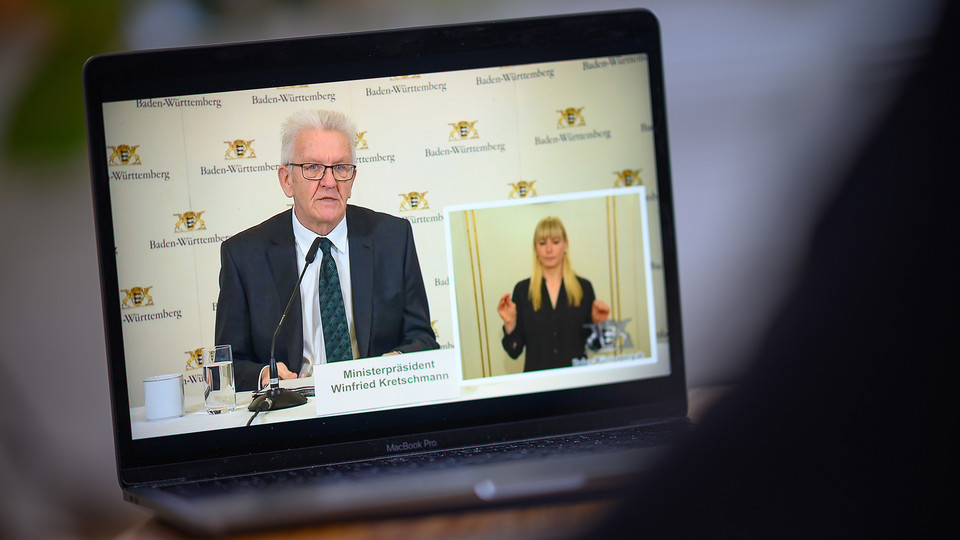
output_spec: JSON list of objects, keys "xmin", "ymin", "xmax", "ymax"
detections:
[{"xmin": 291, "ymin": 208, "xmax": 348, "ymax": 256}]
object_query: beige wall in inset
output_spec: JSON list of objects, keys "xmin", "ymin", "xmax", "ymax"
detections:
[{"xmin": 452, "ymin": 192, "xmax": 650, "ymax": 378}]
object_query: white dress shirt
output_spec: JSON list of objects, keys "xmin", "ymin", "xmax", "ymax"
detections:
[{"xmin": 291, "ymin": 210, "xmax": 359, "ymax": 377}]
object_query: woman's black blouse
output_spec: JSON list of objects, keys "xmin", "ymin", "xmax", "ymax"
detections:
[{"xmin": 501, "ymin": 277, "xmax": 595, "ymax": 372}]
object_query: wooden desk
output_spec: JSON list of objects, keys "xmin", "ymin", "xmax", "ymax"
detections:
[
  {"xmin": 116, "ymin": 387, "xmax": 728, "ymax": 540},
  {"xmin": 118, "ymin": 500, "xmax": 616, "ymax": 540}
]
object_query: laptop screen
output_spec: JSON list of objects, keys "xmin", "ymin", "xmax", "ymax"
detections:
[{"xmin": 85, "ymin": 9, "xmax": 685, "ymax": 473}]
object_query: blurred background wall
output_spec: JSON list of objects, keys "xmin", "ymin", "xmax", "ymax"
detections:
[{"xmin": 0, "ymin": 0, "xmax": 943, "ymax": 537}]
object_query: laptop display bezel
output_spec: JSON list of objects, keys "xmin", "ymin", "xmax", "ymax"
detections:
[{"xmin": 82, "ymin": 9, "xmax": 686, "ymax": 483}]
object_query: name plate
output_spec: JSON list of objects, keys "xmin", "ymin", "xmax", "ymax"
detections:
[{"xmin": 314, "ymin": 349, "xmax": 461, "ymax": 416}]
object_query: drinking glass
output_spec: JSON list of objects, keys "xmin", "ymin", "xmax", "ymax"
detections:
[{"xmin": 204, "ymin": 344, "xmax": 235, "ymax": 414}]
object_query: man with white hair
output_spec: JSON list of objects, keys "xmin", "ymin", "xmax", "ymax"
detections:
[{"xmin": 216, "ymin": 109, "xmax": 438, "ymax": 391}]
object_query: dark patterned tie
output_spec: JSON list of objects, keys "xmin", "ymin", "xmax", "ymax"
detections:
[{"xmin": 318, "ymin": 238, "xmax": 352, "ymax": 362}]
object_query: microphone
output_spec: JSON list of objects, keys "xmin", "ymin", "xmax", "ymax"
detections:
[{"xmin": 248, "ymin": 237, "xmax": 322, "ymax": 413}]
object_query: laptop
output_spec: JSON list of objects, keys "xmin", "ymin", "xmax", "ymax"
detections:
[{"xmin": 82, "ymin": 8, "xmax": 687, "ymax": 535}]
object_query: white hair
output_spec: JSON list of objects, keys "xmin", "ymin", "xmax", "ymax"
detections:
[{"xmin": 279, "ymin": 109, "xmax": 357, "ymax": 164}]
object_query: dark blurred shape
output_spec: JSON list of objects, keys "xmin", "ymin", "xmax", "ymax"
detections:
[{"xmin": 588, "ymin": 2, "xmax": 955, "ymax": 538}]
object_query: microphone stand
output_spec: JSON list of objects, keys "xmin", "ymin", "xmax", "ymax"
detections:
[{"xmin": 248, "ymin": 238, "xmax": 321, "ymax": 412}]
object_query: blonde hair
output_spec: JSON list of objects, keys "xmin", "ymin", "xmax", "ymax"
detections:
[
  {"xmin": 529, "ymin": 216, "xmax": 583, "ymax": 311},
  {"xmin": 280, "ymin": 109, "xmax": 357, "ymax": 165}
]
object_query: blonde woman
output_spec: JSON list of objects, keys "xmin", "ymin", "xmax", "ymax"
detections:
[{"xmin": 497, "ymin": 216, "xmax": 610, "ymax": 372}]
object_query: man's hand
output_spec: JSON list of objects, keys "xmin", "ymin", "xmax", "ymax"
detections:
[
  {"xmin": 259, "ymin": 362, "xmax": 299, "ymax": 388},
  {"xmin": 592, "ymin": 300, "xmax": 611, "ymax": 325},
  {"xmin": 497, "ymin": 293, "xmax": 517, "ymax": 334}
]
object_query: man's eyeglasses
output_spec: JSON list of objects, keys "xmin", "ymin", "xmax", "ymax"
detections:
[{"xmin": 288, "ymin": 163, "xmax": 357, "ymax": 182}]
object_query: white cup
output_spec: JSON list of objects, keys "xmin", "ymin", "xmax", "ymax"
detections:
[{"xmin": 143, "ymin": 373, "xmax": 184, "ymax": 421}]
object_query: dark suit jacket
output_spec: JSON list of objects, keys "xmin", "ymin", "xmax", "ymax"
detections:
[{"xmin": 215, "ymin": 206, "xmax": 439, "ymax": 390}]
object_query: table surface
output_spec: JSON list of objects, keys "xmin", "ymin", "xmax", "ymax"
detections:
[
  {"xmin": 132, "ymin": 380, "xmax": 318, "ymax": 439},
  {"xmin": 115, "ymin": 386, "xmax": 729, "ymax": 540}
]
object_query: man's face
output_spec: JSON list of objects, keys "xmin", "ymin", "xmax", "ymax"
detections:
[{"xmin": 279, "ymin": 129, "xmax": 354, "ymax": 235}]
